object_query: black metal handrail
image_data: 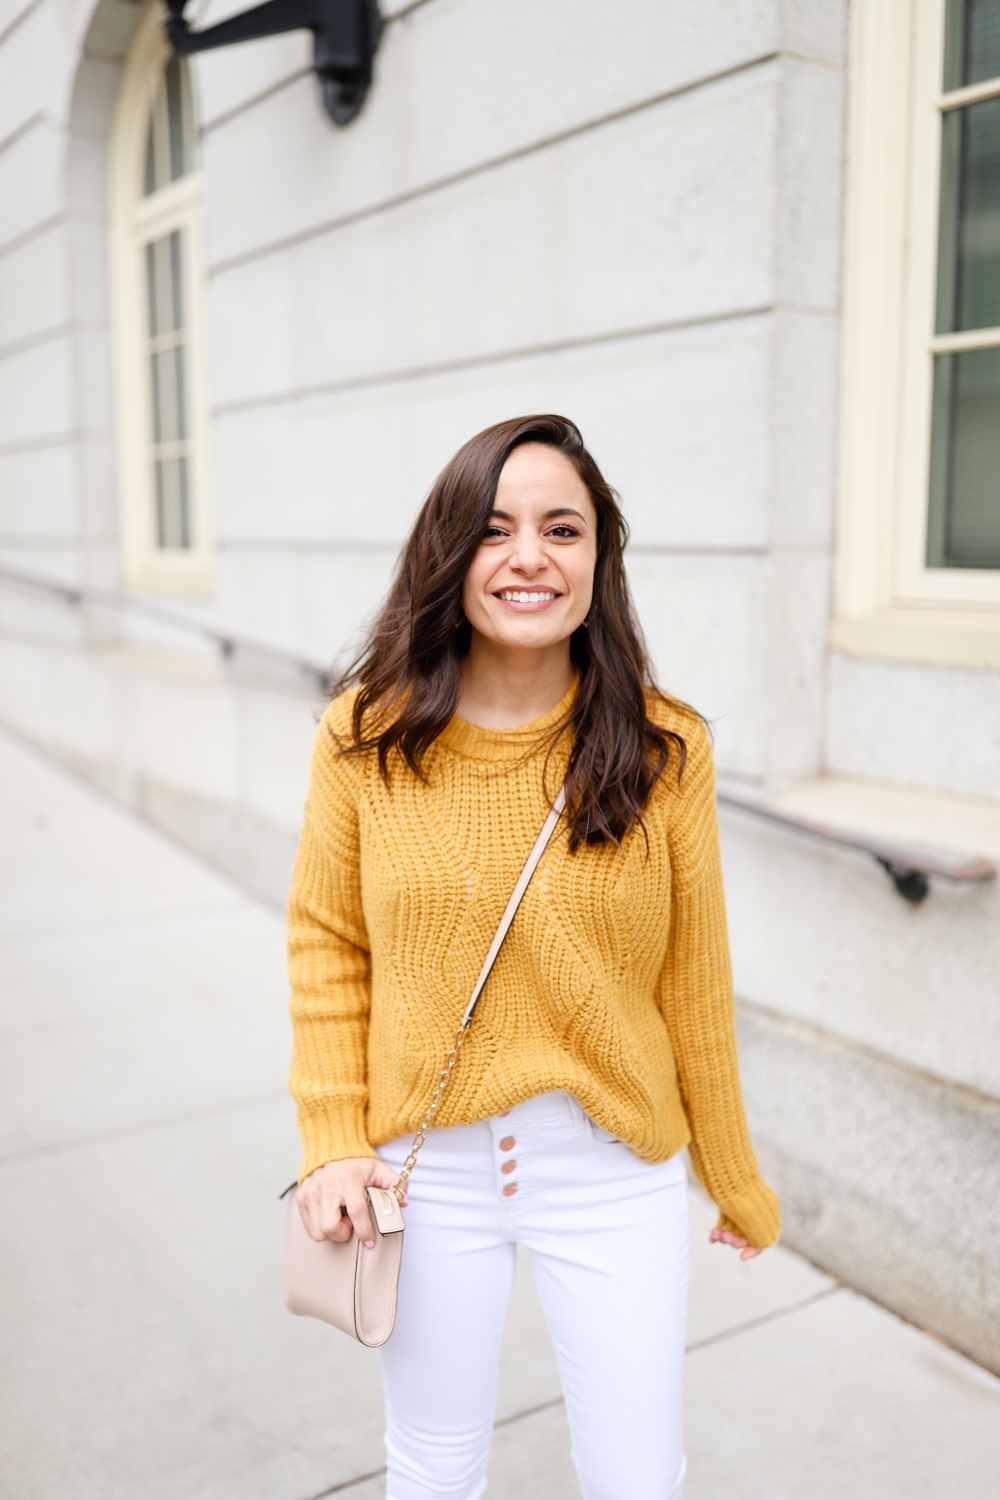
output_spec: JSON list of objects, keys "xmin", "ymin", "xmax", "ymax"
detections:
[
  {"xmin": 717, "ymin": 785, "xmax": 996, "ymax": 904},
  {"xmin": 0, "ymin": 565, "xmax": 333, "ymax": 693}
]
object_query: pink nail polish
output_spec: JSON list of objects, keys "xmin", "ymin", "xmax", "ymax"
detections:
[{"xmin": 364, "ymin": 1240, "xmax": 375, "ymax": 1249}]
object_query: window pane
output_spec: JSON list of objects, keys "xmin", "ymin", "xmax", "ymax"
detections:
[
  {"xmin": 944, "ymin": 0, "xmax": 1000, "ymax": 91},
  {"xmin": 150, "ymin": 347, "xmax": 188, "ymax": 443},
  {"xmin": 144, "ymin": 57, "xmax": 194, "ymax": 196},
  {"xmin": 927, "ymin": 347, "xmax": 1000, "ymax": 568},
  {"xmin": 934, "ymin": 95, "xmax": 1000, "ymax": 333},
  {"xmin": 155, "ymin": 457, "xmax": 191, "ymax": 550},
  {"xmin": 145, "ymin": 227, "xmax": 194, "ymax": 552},
  {"xmin": 146, "ymin": 231, "xmax": 184, "ymax": 338}
]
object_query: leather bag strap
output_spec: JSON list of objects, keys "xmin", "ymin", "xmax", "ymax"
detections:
[
  {"xmin": 392, "ymin": 781, "xmax": 567, "ymax": 1197},
  {"xmin": 461, "ymin": 782, "xmax": 567, "ymax": 1026}
]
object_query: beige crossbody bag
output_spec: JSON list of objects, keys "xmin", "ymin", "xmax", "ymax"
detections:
[{"xmin": 283, "ymin": 784, "xmax": 567, "ymax": 1347}]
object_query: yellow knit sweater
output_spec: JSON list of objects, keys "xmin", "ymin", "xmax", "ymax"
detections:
[{"xmin": 287, "ymin": 681, "xmax": 781, "ymax": 1249}]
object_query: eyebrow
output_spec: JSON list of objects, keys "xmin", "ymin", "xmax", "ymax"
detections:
[{"xmin": 489, "ymin": 508, "xmax": 588, "ymax": 523}]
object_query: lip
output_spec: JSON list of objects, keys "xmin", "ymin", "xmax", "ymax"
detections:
[{"xmin": 493, "ymin": 590, "xmax": 563, "ymax": 613}]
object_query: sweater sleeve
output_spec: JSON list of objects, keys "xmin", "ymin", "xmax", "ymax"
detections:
[
  {"xmin": 655, "ymin": 719, "xmax": 781, "ymax": 1248},
  {"xmin": 287, "ymin": 697, "xmax": 378, "ymax": 1180}
]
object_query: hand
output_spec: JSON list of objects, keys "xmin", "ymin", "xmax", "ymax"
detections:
[
  {"xmin": 709, "ymin": 1226, "xmax": 763, "ymax": 1261},
  {"xmin": 297, "ymin": 1157, "xmax": 406, "ymax": 1248}
]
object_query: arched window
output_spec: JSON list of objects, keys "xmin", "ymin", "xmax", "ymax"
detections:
[{"xmin": 110, "ymin": 4, "xmax": 213, "ymax": 593}]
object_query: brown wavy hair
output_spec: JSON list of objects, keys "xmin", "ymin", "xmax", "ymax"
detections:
[{"xmin": 333, "ymin": 414, "xmax": 694, "ymax": 850}]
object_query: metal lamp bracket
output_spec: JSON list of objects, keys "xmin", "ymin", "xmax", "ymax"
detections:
[{"xmin": 163, "ymin": 0, "xmax": 383, "ymax": 124}]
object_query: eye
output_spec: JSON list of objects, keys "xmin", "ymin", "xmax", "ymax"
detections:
[
  {"xmin": 482, "ymin": 525, "xmax": 508, "ymax": 540},
  {"xmin": 548, "ymin": 524, "xmax": 581, "ymax": 538}
]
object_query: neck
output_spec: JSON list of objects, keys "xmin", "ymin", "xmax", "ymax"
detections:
[{"xmin": 455, "ymin": 633, "xmax": 575, "ymax": 729}]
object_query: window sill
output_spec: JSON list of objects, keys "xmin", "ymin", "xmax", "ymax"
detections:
[
  {"xmin": 719, "ymin": 771, "xmax": 1000, "ymax": 862},
  {"xmin": 830, "ymin": 608, "xmax": 1000, "ymax": 669}
]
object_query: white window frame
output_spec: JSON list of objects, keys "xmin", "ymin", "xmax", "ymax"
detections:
[
  {"xmin": 834, "ymin": 0, "xmax": 1000, "ymax": 669},
  {"xmin": 109, "ymin": 3, "xmax": 214, "ymax": 595}
]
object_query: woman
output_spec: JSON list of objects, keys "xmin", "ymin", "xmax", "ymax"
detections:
[{"xmin": 287, "ymin": 414, "xmax": 780, "ymax": 1500}]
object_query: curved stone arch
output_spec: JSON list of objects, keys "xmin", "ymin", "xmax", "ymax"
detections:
[
  {"xmin": 66, "ymin": 0, "xmax": 213, "ymax": 602},
  {"xmin": 64, "ymin": 0, "xmax": 149, "ymax": 603}
]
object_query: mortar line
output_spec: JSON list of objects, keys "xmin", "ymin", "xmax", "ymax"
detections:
[
  {"xmin": 213, "ymin": 303, "xmax": 772, "ymax": 416},
  {"xmin": 207, "ymin": 51, "xmax": 779, "ymax": 275}
]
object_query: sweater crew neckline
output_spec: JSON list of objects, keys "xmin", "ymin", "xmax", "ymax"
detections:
[{"xmin": 436, "ymin": 675, "xmax": 578, "ymax": 762}]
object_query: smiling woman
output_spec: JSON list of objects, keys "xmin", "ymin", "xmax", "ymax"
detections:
[
  {"xmin": 335, "ymin": 414, "xmax": 688, "ymax": 849},
  {"xmin": 286, "ymin": 415, "xmax": 780, "ymax": 1500}
]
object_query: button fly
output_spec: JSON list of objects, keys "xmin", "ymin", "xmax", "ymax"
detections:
[
  {"xmin": 499, "ymin": 1136, "xmax": 515, "ymax": 1151},
  {"xmin": 501, "ymin": 1159, "xmax": 517, "ymax": 1175}
]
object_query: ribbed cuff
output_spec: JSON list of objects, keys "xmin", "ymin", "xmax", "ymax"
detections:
[
  {"xmin": 715, "ymin": 1175, "xmax": 782, "ymax": 1249},
  {"xmin": 298, "ymin": 1102, "xmax": 378, "ymax": 1182}
]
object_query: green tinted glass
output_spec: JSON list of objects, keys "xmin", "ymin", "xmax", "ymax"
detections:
[
  {"xmin": 943, "ymin": 0, "xmax": 1000, "ymax": 91},
  {"xmin": 927, "ymin": 347, "xmax": 1000, "ymax": 567},
  {"xmin": 935, "ymin": 96, "xmax": 1000, "ymax": 333}
]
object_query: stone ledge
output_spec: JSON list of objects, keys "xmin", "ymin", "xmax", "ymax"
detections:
[{"xmin": 737, "ymin": 998, "xmax": 1000, "ymax": 1372}]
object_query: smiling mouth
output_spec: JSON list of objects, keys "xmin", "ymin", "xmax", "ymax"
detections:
[{"xmin": 495, "ymin": 589, "xmax": 561, "ymax": 607}]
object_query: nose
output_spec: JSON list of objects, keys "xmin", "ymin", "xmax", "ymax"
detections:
[{"xmin": 509, "ymin": 526, "xmax": 548, "ymax": 578}]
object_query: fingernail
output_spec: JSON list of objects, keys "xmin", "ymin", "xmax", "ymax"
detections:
[{"xmin": 364, "ymin": 1240, "xmax": 375, "ymax": 1249}]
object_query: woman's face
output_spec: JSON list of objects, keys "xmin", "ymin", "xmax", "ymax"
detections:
[{"xmin": 462, "ymin": 443, "xmax": 598, "ymax": 652}]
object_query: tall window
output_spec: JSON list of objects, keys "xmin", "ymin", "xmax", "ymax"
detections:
[
  {"xmin": 928, "ymin": 1, "xmax": 1000, "ymax": 569},
  {"xmin": 835, "ymin": 0, "xmax": 1000, "ymax": 668},
  {"xmin": 110, "ymin": 6, "xmax": 213, "ymax": 593}
]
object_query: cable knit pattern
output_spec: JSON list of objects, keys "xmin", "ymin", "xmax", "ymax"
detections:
[{"xmin": 287, "ymin": 681, "xmax": 781, "ymax": 1249}]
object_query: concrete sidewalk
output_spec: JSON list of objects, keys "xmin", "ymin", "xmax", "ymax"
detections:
[{"xmin": 1, "ymin": 724, "xmax": 998, "ymax": 1500}]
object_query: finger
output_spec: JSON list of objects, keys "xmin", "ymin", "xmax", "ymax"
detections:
[
  {"xmin": 740, "ymin": 1246, "xmax": 763, "ymax": 1260},
  {"xmin": 344, "ymin": 1189, "xmax": 377, "ymax": 1249},
  {"xmin": 370, "ymin": 1162, "xmax": 408, "ymax": 1205},
  {"xmin": 304, "ymin": 1192, "xmax": 346, "ymax": 1244},
  {"xmin": 369, "ymin": 1162, "xmax": 399, "ymax": 1190},
  {"xmin": 296, "ymin": 1190, "xmax": 315, "ymax": 1239},
  {"xmin": 316, "ymin": 1186, "xmax": 353, "ymax": 1243}
]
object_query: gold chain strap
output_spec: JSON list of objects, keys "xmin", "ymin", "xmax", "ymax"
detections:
[{"xmin": 392, "ymin": 1022, "xmax": 471, "ymax": 1202}]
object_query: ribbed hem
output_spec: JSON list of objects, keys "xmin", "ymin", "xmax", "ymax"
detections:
[
  {"xmin": 435, "ymin": 675, "xmax": 578, "ymax": 761},
  {"xmin": 716, "ymin": 1176, "xmax": 782, "ymax": 1248},
  {"xmin": 298, "ymin": 1103, "xmax": 378, "ymax": 1182}
]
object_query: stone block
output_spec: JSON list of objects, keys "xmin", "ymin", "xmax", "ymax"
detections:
[
  {"xmin": 0, "ymin": 223, "xmax": 69, "ymax": 353},
  {"xmin": 0, "ymin": 3, "xmax": 42, "ymax": 145},
  {"xmin": 768, "ymin": 308, "xmax": 839, "ymax": 548},
  {"xmin": 211, "ymin": 317, "xmax": 774, "ymax": 553},
  {"xmin": 720, "ymin": 798, "xmax": 1000, "ymax": 1099},
  {"xmin": 193, "ymin": 26, "xmax": 311, "ymax": 128},
  {"xmin": 200, "ymin": 0, "xmax": 784, "ymax": 264},
  {"xmin": 211, "ymin": 545, "xmax": 397, "ymax": 666},
  {"xmin": 0, "ymin": 118, "xmax": 62, "ymax": 252},
  {"xmin": 778, "ymin": 0, "xmax": 848, "ymax": 65},
  {"xmin": 827, "ymin": 651, "xmax": 1000, "ymax": 803},
  {"xmin": 736, "ymin": 1000, "xmax": 1000, "ymax": 1372},
  {"xmin": 0, "ymin": 443, "xmax": 79, "ymax": 537},
  {"xmin": 206, "ymin": 64, "xmax": 778, "ymax": 406},
  {"xmin": 775, "ymin": 55, "xmax": 845, "ymax": 311},
  {"xmin": 0, "ymin": 335, "xmax": 75, "ymax": 446}
]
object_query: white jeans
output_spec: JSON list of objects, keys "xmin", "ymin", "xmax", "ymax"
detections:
[{"xmin": 377, "ymin": 1091, "xmax": 690, "ymax": 1500}]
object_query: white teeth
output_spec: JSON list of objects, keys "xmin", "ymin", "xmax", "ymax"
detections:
[{"xmin": 500, "ymin": 590, "xmax": 556, "ymax": 602}]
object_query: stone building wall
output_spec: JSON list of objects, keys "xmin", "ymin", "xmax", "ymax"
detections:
[{"xmin": 2, "ymin": 0, "xmax": 998, "ymax": 1367}]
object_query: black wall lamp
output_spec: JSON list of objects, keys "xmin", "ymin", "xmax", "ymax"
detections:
[{"xmin": 163, "ymin": 0, "xmax": 383, "ymax": 124}]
